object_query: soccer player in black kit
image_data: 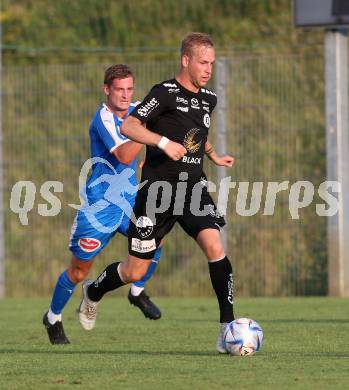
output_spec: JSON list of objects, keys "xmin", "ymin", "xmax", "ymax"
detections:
[{"xmin": 80, "ymin": 32, "xmax": 236, "ymax": 353}]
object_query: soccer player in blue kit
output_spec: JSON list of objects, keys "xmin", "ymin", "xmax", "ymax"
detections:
[{"xmin": 43, "ymin": 64, "xmax": 162, "ymax": 345}]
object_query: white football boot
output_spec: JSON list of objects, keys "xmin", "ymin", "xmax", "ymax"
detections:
[
  {"xmin": 216, "ymin": 322, "xmax": 228, "ymax": 353},
  {"xmin": 78, "ymin": 280, "xmax": 99, "ymax": 330}
]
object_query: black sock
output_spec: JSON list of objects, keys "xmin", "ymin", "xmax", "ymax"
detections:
[
  {"xmin": 87, "ymin": 262, "xmax": 125, "ymax": 302},
  {"xmin": 208, "ymin": 256, "xmax": 235, "ymax": 323}
]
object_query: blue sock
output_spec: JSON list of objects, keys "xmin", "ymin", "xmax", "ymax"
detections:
[
  {"xmin": 132, "ymin": 246, "xmax": 162, "ymax": 288},
  {"xmin": 50, "ymin": 270, "xmax": 77, "ymax": 315}
]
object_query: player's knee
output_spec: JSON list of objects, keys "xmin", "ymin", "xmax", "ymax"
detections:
[
  {"xmin": 205, "ymin": 241, "xmax": 225, "ymax": 259},
  {"xmin": 122, "ymin": 267, "xmax": 147, "ymax": 283},
  {"xmin": 67, "ymin": 267, "xmax": 88, "ymax": 283}
]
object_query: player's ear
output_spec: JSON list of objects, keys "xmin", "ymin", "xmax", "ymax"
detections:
[
  {"xmin": 181, "ymin": 54, "xmax": 190, "ymax": 68},
  {"xmin": 103, "ymin": 84, "xmax": 110, "ymax": 96}
]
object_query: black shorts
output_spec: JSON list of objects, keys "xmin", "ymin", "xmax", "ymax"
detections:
[{"xmin": 128, "ymin": 181, "xmax": 226, "ymax": 259}]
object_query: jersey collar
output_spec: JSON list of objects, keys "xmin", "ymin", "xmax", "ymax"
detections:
[
  {"xmin": 174, "ymin": 78, "xmax": 201, "ymax": 97},
  {"xmin": 103, "ymin": 103, "xmax": 128, "ymax": 121}
]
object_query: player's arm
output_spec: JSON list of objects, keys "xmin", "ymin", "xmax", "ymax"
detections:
[
  {"xmin": 205, "ymin": 140, "xmax": 235, "ymax": 167},
  {"xmin": 96, "ymin": 107, "xmax": 143, "ymax": 165},
  {"xmin": 121, "ymin": 116, "xmax": 186, "ymax": 161},
  {"xmin": 112, "ymin": 140, "xmax": 143, "ymax": 165},
  {"xmin": 121, "ymin": 116, "xmax": 162, "ymax": 147}
]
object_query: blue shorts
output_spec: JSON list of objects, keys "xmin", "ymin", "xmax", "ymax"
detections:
[{"xmin": 69, "ymin": 202, "xmax": 131, "ymax": 261}]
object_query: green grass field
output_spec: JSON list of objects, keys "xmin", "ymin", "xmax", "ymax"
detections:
[{"xmin": 0, "ymin": 297, "xmax": 348, "ymax": 389}]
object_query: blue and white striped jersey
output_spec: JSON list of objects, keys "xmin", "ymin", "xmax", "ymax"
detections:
[{"xmin": 84, "ymin": 102, "xmax": 140, "ymax": 204}]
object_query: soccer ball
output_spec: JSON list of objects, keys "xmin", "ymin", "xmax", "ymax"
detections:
[{"xmin": 223, "ymin": 318, "xmax": 264, "ymax": 356}]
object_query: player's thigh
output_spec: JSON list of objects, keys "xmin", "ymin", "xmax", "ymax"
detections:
[
  {"xmin": 128, "ymin": 191, "xmax": 177, "ymax": 260},
  {"xmin": 69, "ymin": 207, "xmax": 119, "ymax": 261},
  {"xmin": 179, "ymin": 191, "xmax": 226, "ymax": 259},
  {"xmin": 118, "ymin": 210, "xmax": 132, "ymax": 237},
  {"xmin": 196, "ymin": 228, "xmax": 225, "ymax": 260}
]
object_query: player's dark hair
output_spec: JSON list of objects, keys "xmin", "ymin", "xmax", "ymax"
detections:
[
  {"xmin": 180, "ymin": 32, "xmax": 214, "ymax": 57},
  {"xmin": 104, "ymin": 64, "xmax": 134, "ymax": 86}
]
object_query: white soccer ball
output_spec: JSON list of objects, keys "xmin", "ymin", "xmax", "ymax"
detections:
[{"xmin": 223, "ymin": 318, "xmax": 264, "ymax": 356}]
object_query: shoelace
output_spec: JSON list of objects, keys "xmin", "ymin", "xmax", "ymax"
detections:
[{"xmin": 86, "ymin": 301, "xmax": 97, "ymax": 320}]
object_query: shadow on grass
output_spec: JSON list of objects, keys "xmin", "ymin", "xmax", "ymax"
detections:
[
  {"xmin": 0, "ymin": 349, "xmax": 220, "ymax": 357},
  {"xmin": 260, "ymin": 319, "xmax": 349, "ymax": 324},
  {"xmin": 0, "ymin": 349, "xmax": 348, "ymax": 359}
]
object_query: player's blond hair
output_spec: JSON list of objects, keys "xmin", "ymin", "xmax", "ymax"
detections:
[
  {"xmin": 104, "ymin": 64, "xmax": 134, "ymax": 86},
  {"xmin": 180, "ymin": 32, "xmax": 214, "ymax": 57}
]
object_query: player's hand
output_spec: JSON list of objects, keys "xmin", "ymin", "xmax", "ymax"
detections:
[
  {"xmin": 213, "ymin": 155, "xmax": 235, "ymax": 167},
  {"xmin": 163, "ymin": 141, "xmax": 187, "ymax": 161}
]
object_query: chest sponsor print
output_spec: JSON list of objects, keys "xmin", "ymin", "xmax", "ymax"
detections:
[
  {"xmin": 184, "ymin": 128, "xmax": 202, "ymax": 153},
  {"xmin": 137, "ymin": 98, "xmax": 159, "ymax": 117},
  {"xmin": 176, "ymin": 97, "xmax": 188, "ymax": 105},
  {"xmin": 191, "ymin": 98, "xmax": 200, "ymax": 109}
]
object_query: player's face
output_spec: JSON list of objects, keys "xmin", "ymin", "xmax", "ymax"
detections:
[
  {"xmin": 104, "ymin": 76, "xmax": 134, "ymax": 116},
  {"xmin": 185, "ymin": 45, "xmax": 215, "ymax": 88}
]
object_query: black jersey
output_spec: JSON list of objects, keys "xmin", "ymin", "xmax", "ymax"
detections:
[{"xmin": 131, "ymin": 78, "xmax": 217, "ymax": 183}]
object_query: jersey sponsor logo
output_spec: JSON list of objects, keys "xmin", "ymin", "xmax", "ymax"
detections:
[
  {"xmin": 136, "ymin": 216, "xmax": 154, "ymax": 238},
  {"xmin": 163, "ymin": 82, "xmax": 178, "ymax": 88},
  {"xmin": 176, "ymin": 96, "xmax": 188, "ymax": 105},
  {"xmin": 203, "ymin": 106, "xmax": 210, "ymax": 112},
  {"xmin": 201, "ymin": 88, "xmax": 217, "ymax": 96},
  {"xmin": 182, "ymin": 156, "xmax": 202, "ymax": 164},
  {"xmin": 168, "ymin": 88, "xmax": 180, "ymax": 93},
  {"xmin": 203, "ymin": 113, "xmax": 211, "ymax": 128},
  {"xmin": 176, "ymin": 106, "xmax": 189, "ymax": 112},
  {"xmin": 131, "ymin": 238, "xmax": 156, "ymax": 253},
  {"xmin": 202, "ymin": 100, "xmax": 210, "ymax": 105},
  {"xmin": 137, "ymin": 98, "xmax": 159, "ymax": 117},
  {"xmin": 78, "ymin": 238, "xmax": 101, "ymax": 252},
  {"xmin": 183, "ymin": 128, "xmax": 202, "ymax": 153},
  {"xmin": 191, "ymin": 98, "xmax": 200, "ymax": 109}
]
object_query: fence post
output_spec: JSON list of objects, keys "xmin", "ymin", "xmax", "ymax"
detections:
[
  {"xmin": 215, "ymin": 57, "xmax": 228, "ymax": 252},
  {"xmin": 325, "ymin": 29, "xmax": 349, "ymax": 297},
  {"xmin": 0, "ymin": 20, "xmax": 5, "ymax": 298}
]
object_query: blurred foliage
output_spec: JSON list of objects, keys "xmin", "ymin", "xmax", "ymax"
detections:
[{"xmin": 1, "ymin": 0, "xmax": 323, "ymax": 64}]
